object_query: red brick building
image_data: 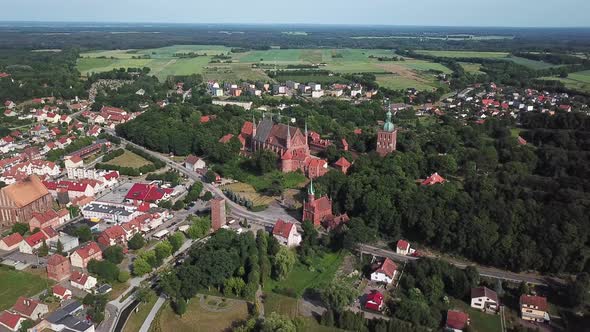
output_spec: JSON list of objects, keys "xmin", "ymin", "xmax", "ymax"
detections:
[
  {"xmin": 376, "ymin": 110, "xmax": 397, "ymax": 157},
  {"xmin": 302, "ymin": 181, "xmax": 348, "ymax": 228},
  {"xmin": 46, "ymin": 254, "xmax": 71, "ymax": 282},
  {"xmin": 211, "ymin": 197, "xmax": 226, "ymax": 231},
  {"xmin": 70, "ymin": 241, "xmax": 102, "ymax": 269},
  {"xmin": 333, "ymin": 157, "xmax": 351, "ymax": 174},
  {"xmin": 0, "ymin": 175, "xmax": 54, "ymax": 226}
]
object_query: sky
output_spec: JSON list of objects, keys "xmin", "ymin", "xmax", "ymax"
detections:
[{"xmin": 3, "ymin": 0, "xmax": 590, "ymax": 27}]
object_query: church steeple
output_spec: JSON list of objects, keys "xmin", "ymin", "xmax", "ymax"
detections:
[
  {"xmin": 307, "ymin": 179, "xmax": 315, "ymax": 202},
  {"xmin": 304, "ymin": 121, "xmax": 308, "ymax": 146},
  {"xmin": 383, "ymin": 100, "xmax": 395, "ymax": 132},
  {"xmin": 286, "ymin": 121, "xmax": 291, "ymax": 149}
]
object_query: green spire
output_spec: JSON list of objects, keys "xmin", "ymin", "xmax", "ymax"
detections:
[
  {"xmin": 383, "ymin": 110, "xmax": 395, "ymax": 132},
  {"xmin": 308, "ymin": 179, "xmax": 315, "ymax": 196}
]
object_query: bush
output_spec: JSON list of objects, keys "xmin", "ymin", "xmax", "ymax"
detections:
[{"xmin": 118, "ymin": 270, "xmax": 130, "ymax": 283}]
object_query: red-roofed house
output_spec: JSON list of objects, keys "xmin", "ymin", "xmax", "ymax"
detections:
[
  {"xmin": 306, "ymin": 158, "xmax": 329, "ymax": 179},
  {"xmin": 185, "ymin": 155, "xmax": 206, "ymax": 171},
  {"xmin": 96, "ymin": 225, "xmax": 127, "ymax": 247},
  {"xmin": 70, "ymin": 271, "xmax": 97, "ymax": 291},
  {"xmin": 333, "ymin": 157, "xmax": 351, "ymax": 174},
  {"xmin": 446, "ymin": 310, "xmax": 470, "ymax": 332},
  {"xmin": 517, "ymin": 136, "xmax": 527, "ymax": 146},
  {"xmin": 19, "ymin": 232, "xmax": 47, "ymax": 254},
  {"xmin": 396, "ymin": 239, "xmax": 410, "ymax": 255},
  {"xmin": 341, "ymin": 138, "xmax": 349, "ymax": 151},
  {"xmin": 364, "ymin": 291, "xmax": 384, "ymax": 312},
  {"xmin": 0, "ymin": 310, "xmax": 26, "ymax": 331},
  {"xmin": 520, "ymin": 295, "xmax": 549, "ymax": 322},
  {"xmin": 0, "ymin": 233, "xmax": 24, "ymax": 251},
  {"xmin": 370, "ymin": 258, "xmax": 398, "ymax": 284},
  {"xmin": 272, "ymin": 219, "xmax": 301, "ymax": 247},
  {"xmin": 421, "ymin": 172, "xmax": 446, "ymax": 186},
  {"xmin": 471, "ymin": 287, "xmax": 499, "ymax": 313},
  {"xmin": 125, "ymin": 183, "xmax": 173, "ymax": 203},
  {"xmin": 70, "ymin": 241, "xmax": 102, "ymax": 268},
  {"xmin": 28, "ymin": 209, "xmax": 60, "ymax": 231},
  {"xmin": 4, "ymin": 109, "xmax": 16, "ymax": 117},
  {"xmin": 219, "ymin": 133, "xmax": 234, "ymax": 144},
  {"xmin": 13, "ymin": 297, "xmax": 48, "ymax": 320},
  {"xmin": 52, "ymin": 285, "xmax": 72, "ymax": 301},
  {"xmin": 47, "ymin": 254, "xmax": 71, "ymax": 282},
  {"xmin": 559, "ymin": 105, "xmax": 572, "ymax": 112}
]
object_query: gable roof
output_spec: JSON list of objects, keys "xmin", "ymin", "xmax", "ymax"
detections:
[
  {"xmin": 52, "ymin": 284, "xmax": 70, "ymax": 297},
  {"xmin": 74, "ymin": 241, "xmax": 101, "ymax": 259},
  {"xmin": 0, "ymin": 311, "xmax": 23, "ymax": 330},
  {"xmin": 13, "ymin": 297, "xmax": 42, "ymax": 317},
  {"xmin": 520, "ymin": 295, "xmax": 548, "ymax": 311},
  {"xmin": 47, "ymin": 254, "xmax": 68, "ymax": 266},
  {"xmin": 272, "ymin": 219, "xmax": 295, "ymax": 238},
  {"xmin": 374, "ymin": 258, "xmax": 397, "ymax": 278},
  {"xmin": 1, "ymin": 175, "xmax": 50, "ymax": 208},
  {"xmin": 24, "ymin": 232, "xmax": 46, "ymax": 247},
  {"xmin": 1, "ymin": 232, "xmax": 23, "ymax": 248},
  {"xmin": 421, "ymin": 172, "xmax": 446, "ymax": 186},
  {"xmin": 471, "ymin": 287, "xmax": 499, "ymax": 303},
  {"xmin": 334, "ymin": 157, "xmax": 351, "ymax": 168},
  {"xmin": 70, "ymin": 270, "xmax": 89, "ymax": 286},
  {"xmin": 397, "ymin": 239, "xmax": 410, "ymax": 251},
  {"xmin": 125, "ymin": 183, "xmax": 173, "ymax": 202},
  {"xmin": 446, "ymin": 310, "xmax": 469, "ymax": 330},
  {"xmin": 31, "ymin": 209, "xmax": 59, "ymax": 225}
]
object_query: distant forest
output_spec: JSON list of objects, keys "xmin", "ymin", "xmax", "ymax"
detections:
[{"xmin": 2, "ymin": 24, "xmax": 590, "ymax": 52}]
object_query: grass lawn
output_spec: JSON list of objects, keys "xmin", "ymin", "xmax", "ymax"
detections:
[
  {"xmin": 123, "ymin": 296, "xmax": 157, "ymax": 332},
  {"xmin": 450, "ymin": 298, "xmax": 502, "ymax": 332},
  {"xmin": 221, "ymin": 182, "xmax": 275, "ymax": 207},
  {"xmin": 0, "ymin": 266, "xmax": 52, "ymax": 310},
  {"xmin": 264, "ymin": 251, "xmax": 344, "ymax": 297},
  {"xmin": 155, "ymin": 295, "xmax": 248, "ymax": 332},
  {"xmin": 459, "ymin": 62, "xmax": 484, "ymax": 74},
  {"xmin": 263, "ymin": 293, "xmax": 344, "ymax": 331},
  {"xmin": 105, "ymin": 150, "xmax": 152, "ymax": 168}
]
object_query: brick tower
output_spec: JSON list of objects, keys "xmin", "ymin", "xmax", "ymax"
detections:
[
  {"xmin": 211, "ymin": 197, "xmax": 226, "ymax": 231},
  {"xmin": 376, "ymin": 107, "xmax": 397, "ymax": 157}
]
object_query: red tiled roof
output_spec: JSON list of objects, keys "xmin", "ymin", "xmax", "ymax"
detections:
[
  {"xmin": 517, "ymin": 136, "xmax": 527, "ymax": 145},
  {"xmin": 47, "ymin": 254, "xmax": 68, "ymax": 266},
  {"xmin": 74, "ymin": 241, "xmax": 101, "ymax": 259},
  {"xmin": 1, "ymin": 233, "xmax": 23, "ymax": 248},
  {"xmin": 272, "ymin": 219, "xmax": 295, "ymax": 238},
  {"xmin": 41, "ymin": 227, "xmax": 58, "ymax": 239},
  {"xmin": 334, "ymin": 157, "xmax": 351, "ymax": 168},
  {"xmin": 125, "ymin": 183, "xmax": 173, "ymax": 202},
  {"xmin": 13, "ymin": 297, "xmax": 41, "ymax": 317},
  {"xmin": 103, "ymin": 171, "xmax": 119, "ymax": 180},
  {"xmin": 421, "ymin": 172, "xmax": 446, "ymax": 186},
  {"xmin": 365, "ymin": 291, "xmax": 384, "ymax": 311},
  {"xmin": 446, "ymin": 310, "xmax": 469, "ymax": 330},
  {"xmin": 219, "ymin": 133, "xmax": 234, "ymax": 144},
  {"xmin": 397, "ymin": 239, "xmax": 410, "ymax": 251},
  {"xmin": 374, "ymin": 258, "xmax": 397, "ymax": 278},
  {"xmin": 520, "ymin": 295, "xmax": 548, "ymax": 311},
  {"xmin": 70, "ymin": 270, "xmax": 89, "ymax": 286},
  {"xmin": 24, "ymin": 232, "xmax": 46, "ymax": 247},
  {"xmin": 31, "ymin": 209, "xmax": 59, "ymax": 225},
  {"xmin": 0, "ymin": 311, "xmax": 23, "ymax": 330},
  {"xmin": 52, "ymin": 284, "xmax": 69, "ymax": 297},
  {"xmin": 241, "ymin": 121, "xmax": 254, "ymax": 136}
]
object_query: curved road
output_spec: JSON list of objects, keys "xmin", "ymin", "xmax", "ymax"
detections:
[{"xmin": 108, "ymin": 130, "xmax": 565, "ymax": 287}]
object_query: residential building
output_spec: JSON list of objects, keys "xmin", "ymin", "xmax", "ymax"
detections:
[
  {"xmin": 70, "ymin": 241, "xmax": 102, "ymax": 268},
  {"xmin": 125, "ymin": 183, "xmax": 173, "ymax": 203},
  {"xmin": 446, "ymin": 310, "xmax": 470, "ymax": 332},
  {"xmin": 13, "ymin": 297, "xmax": 49, "ymax": 320},
  {"xmin": 520, "ymin": 295, "xmax": 549, "ymax": 322},
  {"xmin": 396, "ymin": 240, "xmax": 410, "ymax": 255},
  {"xmin": 19, "ymin": 231, "xmax": 47, "ymax": 254},
  {"xmin": 0, "ymin": 311, "xmax": 26, "ymax": 331},
  {"xmin": 0, "ymin": 233, "xmax": 23, "ymax": 251},
  {"xmin": 333, "ymin": 157, "xmax": 351, "ymax": 174},
  {"xmin": 364, "ymin": 291, "xmax": 384, "ymax": 312},
  {"xmin": 185, "ymin": 155, "xmax": 206, "ymax": 171},
  {"xmin": 52, "ymin": 285, "xmax": 72, "ymax": 301},
  {"xmin": 47, "ymin": 254, "xmax": 71, "ymax": 282},
  {"xmin": 376, "ymin": 110, "xmax": 397, "ymax": 157},
  {"xmin": 44, "ymin": 301, "xmax": 94, "ymax": 332},
  {"xmin": 370, "ymin": 258, "xmax": 398, "ymax": 284},
  {"xmin": 211, "ymin": 197, "xmax": 226, "ymax": 231},
  {"xmin": 96, "ymin": 225, "xmax": 128, "ymax": 247},
  {"xmin": 471, "ymin": 287, "xmax": 499, "ymax": 313},
  {"xmin": 0, "ymin": 175, "xmax": 54, "ymax": 226},
  {"xmin": 272, "ymin": 220, "xmax": 302, "ymax": 247},
  {"xmin": 81, "ymin": 201, "xmax": 139, "ymax": 224},
  {"xmin": 28, "ymin": 209, "xmax": 68, "ymax": 231},
  {"xmin": 422, "ymin": 172, "xmax": 446, "ymax": 186},
  {"xmin": 70, "ymin": 271, "xmax": 97, "ymax": 291}
]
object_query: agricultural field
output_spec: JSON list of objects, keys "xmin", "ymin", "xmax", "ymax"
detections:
[
  {"xmin": 541, "ymin": 70, "xmax": 590, "ymax": 93},
  {"xmin": 79, "ymin": 45, "xmax": 452, "ymax": 91},
  {"xmin": 0, "ymin": 266, "xmax": 52, "ymax": 310},
  {"xmin": 154, "ymin": 295, "xmax": 249, "ymax": 332},
  {"xmin": 416, "ymin": 50, "xmax": 561, "ymax": 70},
  {"xmin": 104, "ymin": 150, "xmax": 152, "ymax": 168}
]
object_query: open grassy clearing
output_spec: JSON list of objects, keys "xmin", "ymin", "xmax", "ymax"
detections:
[
  {"xmin": 123, "ymin": 296, "xmax": 157, "ymax": 332},
  {"xmin": 155, "ymin": 295, "xmax": 249, "ymax": 332},
  {"xmin": 221, "ymin": 182, "xmax": 275, "ymax": 207},
  {"xmin": 0, "ymin": 266, "xmax": 52, "ymax": 310},
  {"xmin": 263, "ymin": 293, "xmax": 344, "ymax": 331},
  {"xmin": 459, "ymin": 62, "xmax": 485, "ymax": 74},
  {"xmin": 541, "ymin": 70, "xmax": 590, "ymax": 93},
  {"xmin": 508, "ymin": 56, "xmax": 561, "ymax": 69},
  {"xmin": 104, "ymin": 150, "xmax": 152, "ymax": 168},
  {"xmin": 264, "ymin": 251, "xmax": 344, "ymax": 296},
  {"xmin": 416, "ymin": 50, "xmax": 510, "ymax": 58},
  {"xmin": 79, "ymin": 45, "xmax": 450, "ymax": 90}
]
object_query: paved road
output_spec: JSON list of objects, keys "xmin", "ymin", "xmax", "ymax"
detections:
[
  {"xmin": 358, "ymin": 244, "xmax": 564, "ymax": 286},
  {"xmin": 138, "ymin": 295, "xmax": 166, "ymax": 332}
]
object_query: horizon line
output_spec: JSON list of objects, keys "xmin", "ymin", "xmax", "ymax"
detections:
[{"xmin": 0, "ymin": 20, "xmax": 589, "ymax": 30}]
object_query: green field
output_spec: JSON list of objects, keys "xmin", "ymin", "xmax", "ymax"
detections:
[
  {"xmin": 264, "ymin": 251, "xmax": 344, "ymax": 296},
  {"xmin": 79, "ymin": 46, "xmax": 451, "ymax": 91},
  {"xmin": 123, "ymin": 296, "xmax": 157, "ymax": 332},
  {"xmin": 263, "ymin": 293, "xmax": 344, "ymax": 332},
  {"xmin": 450, "ymin": 299, "xmax": 502, "ymax": 332},
  {"xmin": 459, "ymin": 62, "xmax": 485, "ymax": 74},
  {"xmin": 541, "ymin": 70, "xmax": 590, "ymax": 93},
  {"xmin": 105, "ymin": 150, "xmax": 152, "ymax": 168},
  {"xmin": 154, "ymin": 296, "xmax": 249, "ymax": 332},
  {"xmin": 416, "ymin": 50, "xmax": 562, "ymax": 70},
  {"xmin": 0, "ymin": 267, "xmax": 52, "ymax": 310}
]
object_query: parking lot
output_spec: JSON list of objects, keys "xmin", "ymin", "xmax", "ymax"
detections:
[
  {"xmin": 98, "ymin": 181, "xmax": 135, "ymax": 203},
  {"xmin": 2, "ymin": 251, "xmax": 47, "ymax": 270}
]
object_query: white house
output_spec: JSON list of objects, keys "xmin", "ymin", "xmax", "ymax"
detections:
[
  {"xmin": 396, "ymin": 239, "xmax": 411, "ymax": 255},
  {"xmin": 19, "ymin": 232, "xmax": 47, "ymax": 254},
  {"xmin": 52, "ymin": 285, "xmax": 72, "ymax": 301},
  {"xmin": 185, "ymin": 155, "xmax": 206, "ymax": 171},
  {"xmin": 0, "ymin": 233, "xmax": 24, "ymax": 251},
  {"xmin": 13, "ymin": 297, "xmax": 49, "ymax": 320},
  {"xmin": 0, "ymin": 310, "xmax": 26, "ymax": 331},
  {"xmin": 370, "ymin": 258, "xmax": 398, "ymax": 284},
  {"xmin": 70, "ymin": 271, "xmax": 97, "ymax": 291},
  {"xmin": 272, "ymin": 219, "xmax": 302, "ymax": 247},
  {"xmin": 471, "ymin": 287, "xmax": 499, "ymax": 313},
  {"xmin": 311, "ymin": 90, "xmax": 324, "ymax": 99}
]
